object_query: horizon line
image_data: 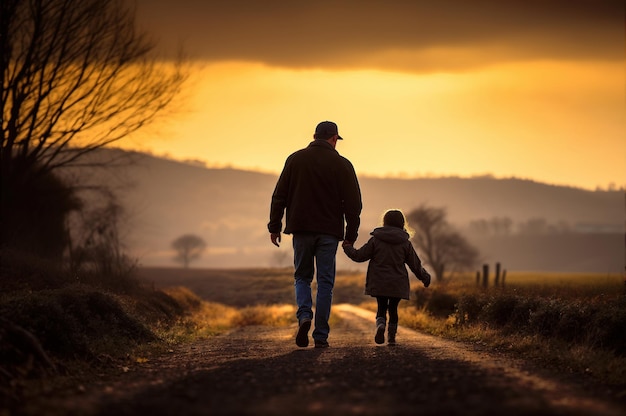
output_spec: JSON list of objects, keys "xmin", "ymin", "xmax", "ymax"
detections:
[{"xmin": 110, "ymin": 147, "xmax": 624, "ymax": 193}]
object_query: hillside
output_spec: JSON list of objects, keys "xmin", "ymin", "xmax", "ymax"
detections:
[{"xmin": 77, "ymin": 149, "xmax": 624, "ymax": 272}]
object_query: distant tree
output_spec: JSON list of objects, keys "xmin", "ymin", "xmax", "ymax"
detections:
[
  {"xmin": 406, "ymin": 205, "xmax": 480, "ymax": 282},
  {"xmin": 517, "ymin": 217, "xmax": 549, "ymax": 235},
  {"xmin": 1, "ymin": 0, "xmax": 185, "ymax": 259},
  {"xmin": 172, "ymin": 234, "xmax": 207, "ymax": 268},
  {"xmin": 469, "ymin": 216, "xmax": 513, "ymax": 236}
]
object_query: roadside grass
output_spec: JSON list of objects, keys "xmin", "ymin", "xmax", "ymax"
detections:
[
  {"xmin": 0, "ymin": 260, "xmax": 298, "ymax": 409},
  {"xmin": 3, "ymin": 259, "xmax": 624, "ymax": 406},
  {"xmin": 397, "ymin": 272, "xmax": 626, "ymax": 392}
]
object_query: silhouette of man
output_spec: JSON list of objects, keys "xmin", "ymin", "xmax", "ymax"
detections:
[{"xmin": 268, "ymin": 121, "xmax": 362, "ymax": 348}]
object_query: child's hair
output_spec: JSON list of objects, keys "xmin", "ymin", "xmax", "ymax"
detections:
[{"xmin": 383, "ymin": 209, "xmax": 406, "ymax": 229}]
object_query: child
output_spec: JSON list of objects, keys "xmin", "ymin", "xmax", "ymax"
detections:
[{"xmin": 342, "ymin": 209, "xmax": 430, "ymax": 345}]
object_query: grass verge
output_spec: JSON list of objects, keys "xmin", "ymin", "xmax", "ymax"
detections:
[
  {"xmin": 0, "ymin": 281, "xmax": 293, "ymax": 411},
  {"xmin": 393, "ymin": 274, "xmax": 626, "ymax": 398}
]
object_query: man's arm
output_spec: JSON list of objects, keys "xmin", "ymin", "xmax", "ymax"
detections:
[
  {"xmin": 268, "ymin": 161, "xmax": 290, "ymax": 243},
  {"xmin": 341, "ymin": 158, "xmax": 362, "ymax": 243}
]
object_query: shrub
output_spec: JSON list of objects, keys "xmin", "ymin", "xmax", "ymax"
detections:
[
  {"xmin": 0, "ymin": 287, "xmax": 156, "ymax": 360},
  {"xmin": 413, "ymin": 287, "xmax": 431, "ymax": 309},
  {"xmin": 424, "ymin": 289, "xmax": 458, "ymax": 318},
  {"xmin": 588, "ymin": 307, "xmax": 626, "ymax": 355},
  {"xmin": 526, "ymin": 299, "xmax": 562, "ymax": 337},
  {"xmin": 454, "ymin": 293, "xmax": 485, "ymax": 325},
  {"xmin": 480, "ymin": 294, "xmax": 519, "ymax": 327},
  {"xmin": 449, "ymin": 290, "xmax": 626, "ymax": 356}
]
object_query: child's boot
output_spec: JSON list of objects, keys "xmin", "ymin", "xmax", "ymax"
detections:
[
  {"xmin": 375, "ymin": 317, "xmax": 386, "ymax": 344},
  {"xmin": 388, "ymin": 323, "xmax": 398, "ymax": 345}
]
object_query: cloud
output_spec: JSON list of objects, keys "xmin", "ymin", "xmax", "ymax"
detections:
[{"xmin": 135, "ymin": 0, "xmax": 623, "ymax": 71}]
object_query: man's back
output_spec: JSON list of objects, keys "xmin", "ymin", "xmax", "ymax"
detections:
[{"xmin": 269, "ymin": 139, "xmax": 361, "ymax": 242}]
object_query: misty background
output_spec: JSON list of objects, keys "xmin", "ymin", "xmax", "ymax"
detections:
[{"xmin": 79, "ymin": 149, "xmax": 623, "ymax": 274}]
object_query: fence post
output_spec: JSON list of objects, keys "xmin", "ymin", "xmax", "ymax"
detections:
[
  {"xmin": 495, "ymin": 262, "xmax": 501, "ymax": 287},
  {"xmin": 482, "ymin": 264, "xmax": 489, "ymax": 288},
  {"xmin": 502, "ymin": 269, "xmax": 507, "ymax": 287}
]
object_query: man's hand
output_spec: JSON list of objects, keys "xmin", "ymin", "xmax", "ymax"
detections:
[
  {"xmin": 342, "ymin": 240, "xmax": 353, "ymax": 247},
  {"xmin": 270, "ymin": 233, "xmax": 281, "ymax": 247}
]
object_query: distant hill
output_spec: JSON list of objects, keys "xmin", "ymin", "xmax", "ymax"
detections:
[{"xmin": 78, "ymin": 149, "xmax": 624, "ymax": 273}]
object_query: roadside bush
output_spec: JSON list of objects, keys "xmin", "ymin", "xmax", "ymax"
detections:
[
  {"xmin": 413, "ymin": 287, "xmax": 430, "ymax": 309},
  {"xmin": 0, "ymin": 287, "xmax": 155, "ymax": 360},
  {"xmin": 163, "ymin": 286, "xmax": 203, "ymax": 312},
  {"xmin": 450, "ymin": 290, "xmax": 626, "ymax": 356},
  {"xmin": 586, "ymin": 306, "xmax": 626, "ymax": 355},
  {"xmin": 506, "ymin": 297, "xmax": 541, "ymax": 329},
  {"xmin": 480, "ymin": 294, "xmax": 519, "ymax": 327},
  {"xmin": 553, "ymin": 300, "xmax": 592, "ymax": 343},
  {"xmin": 416, "ymin": 289, "xmax": 458, "ymax": 318},
  {"xmin": 454, "ymin": 293, "xmax": 485, "ymax": 325},
  {"xmin": 526, "ymin": 299, "xmax": 563, "ymax": 337}
]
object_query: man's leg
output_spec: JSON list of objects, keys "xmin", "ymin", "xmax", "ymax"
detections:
[
  {"xmin": 292, "ymin": 234, "xmax": 315, "ymax": 323},
  {"xmin": 312, "ymin": 234, "xmax": 339, "ymax": 345}
]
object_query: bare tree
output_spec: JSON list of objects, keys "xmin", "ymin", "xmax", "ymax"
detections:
[
  {"xmin": 66, "ymin": 188, "xmax": 136, "ymax": 286},
  {"xmin": 172, "ymin": 234, "xmax": 207, "ymax": 268},
  {"xmin": 406, "ymin": 205, "xmax": 480, "ymax": 282},
  {"xmin": 1, "ymin": 0, "xmax": 185, "ymax": 258}
]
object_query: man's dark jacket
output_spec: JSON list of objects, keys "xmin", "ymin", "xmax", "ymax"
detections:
[{"xmin": 268, "ymin": 140, "xmax": 362, "ymax": 242}]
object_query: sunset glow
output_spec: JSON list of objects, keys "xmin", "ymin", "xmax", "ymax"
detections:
[{"xmin": 122, "ymin": 0, "xmax": 625, "ymax": 191}]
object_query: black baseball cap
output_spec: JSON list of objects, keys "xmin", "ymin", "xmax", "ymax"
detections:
[{"xmin": 314, "ymin": 121, "xmax": 343, "ymax": 140}]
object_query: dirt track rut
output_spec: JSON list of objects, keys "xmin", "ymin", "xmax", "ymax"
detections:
[{"xmin": 16, "ymin": 304, "xmax": 625, "ymax": 416}]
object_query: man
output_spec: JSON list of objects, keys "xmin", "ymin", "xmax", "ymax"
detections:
[{"xmin": 268, "ymin": 121, "xmax": 362, "ymax": 348}]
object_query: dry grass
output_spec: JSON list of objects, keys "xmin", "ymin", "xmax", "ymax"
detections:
[
  {"xmin": 397, "ymin": 271, "xmax": 626, "ymax": 391},
  {"xmin": 153, "ymin": 287, "xmax": 295, "ymax": 344}
]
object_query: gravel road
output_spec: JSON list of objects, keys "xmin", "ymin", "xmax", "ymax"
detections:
[{"xmin": 16, "ymin": 304, "xmax": 625, "ymax": 416}]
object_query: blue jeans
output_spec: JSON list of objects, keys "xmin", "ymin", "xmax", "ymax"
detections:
[{"xmin": 292, "ymin": 233, "xmax": 339, "ymax": 342}]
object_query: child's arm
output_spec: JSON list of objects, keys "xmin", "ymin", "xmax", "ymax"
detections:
[
  {"xmin": 406, "ymin": 242, "xmax": 430, "ymax": 287},
  {"xmin": 342, "ymin": 238, "xmax": 375, "ymax": 263}
]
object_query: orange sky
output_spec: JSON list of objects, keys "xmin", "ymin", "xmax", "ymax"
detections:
[{"xmin": 123, "ymin": 0, "xmax": 625, "ymax": 191}]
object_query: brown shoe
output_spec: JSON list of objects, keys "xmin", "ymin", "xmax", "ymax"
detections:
[{"xmin": 314, "ymin": 340, "xmax": 330, "ymax": 348}]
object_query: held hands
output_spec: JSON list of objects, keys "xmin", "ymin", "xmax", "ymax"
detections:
[
  {"xmin": 342, "ymin": 240, "xmax": 353, "ymax": 247},
  {"xmin": 270, "ymin": 233, "xmax": 281, "ymax": 247}
]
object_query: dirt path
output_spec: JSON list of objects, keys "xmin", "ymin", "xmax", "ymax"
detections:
[{"xmin": 17, "ymin": 305, "xmax": 625, "ymax": 416}]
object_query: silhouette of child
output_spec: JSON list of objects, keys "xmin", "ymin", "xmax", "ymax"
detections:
[{"xmin": 342, "ymin": 209, "xmax": 430, "ymax": 345}]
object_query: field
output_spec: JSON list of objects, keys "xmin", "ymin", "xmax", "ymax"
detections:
[
  {"xmin": 135, "ymin": 267, "xmax": 368, "ymax": 307},
  {"xmin": 137, "ymin": 267, "xmax": 625, "ymax": 308}
]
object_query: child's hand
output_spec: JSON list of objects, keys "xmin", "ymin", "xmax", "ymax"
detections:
[{"xmin": 420, "ymin": 267, "xmax": 431, "ymax": 288}]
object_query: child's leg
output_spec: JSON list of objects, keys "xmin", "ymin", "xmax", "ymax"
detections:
[
  {"xmin": 387, "ymin": 297, "xmax": 401, "ymax": 325},
  {"xmin": 376, "ymin": 296, "xmax": 389, "ymax": 320},
  {"xmin": 375, "ymin": 297, "xmax": 389, "ymax": 344},
  {"xmin": 387, "ymin": 298, "xmax": 401, "ymax": 344}
]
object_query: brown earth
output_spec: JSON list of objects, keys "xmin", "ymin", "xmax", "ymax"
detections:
[{"xmin": 14, "ymin": 304, "xmax": 625, "ymax": 416}]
